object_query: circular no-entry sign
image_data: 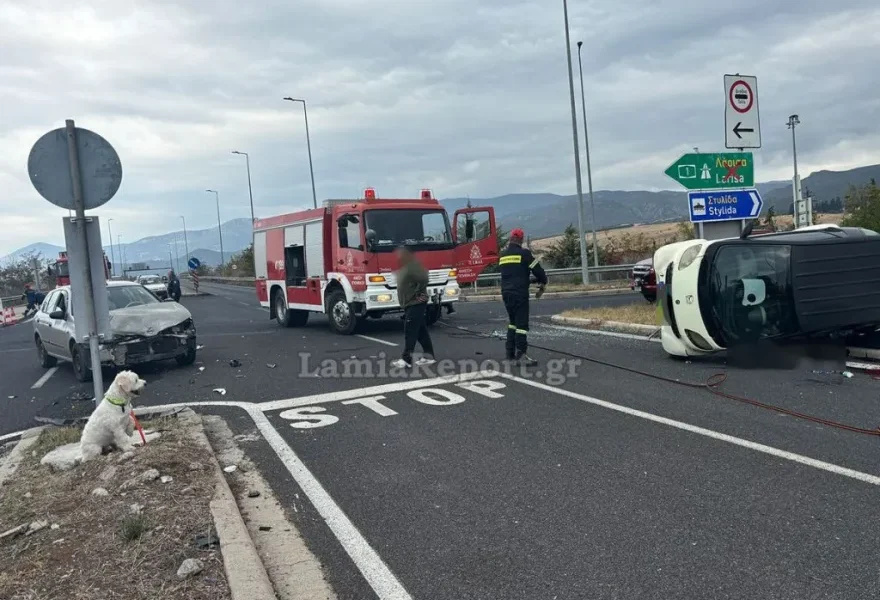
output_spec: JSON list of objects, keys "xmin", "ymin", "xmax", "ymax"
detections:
[{"xmin": 729, "ymin": 80, "xmax": 754, "ymax": 114}]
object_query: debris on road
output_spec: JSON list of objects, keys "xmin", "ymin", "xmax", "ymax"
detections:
[
  {"xmin": 247, "ymin": 490, "xmax": 261, "ymax": 498},
  {"xmin": 229, "ymin": 359, "xmax": 242, "ymax": 368},
  {"xmin": 196, "ymin": 345, "xmax": 205, "ymax": 350},
  {"xmin": 177, "ymin": 558, "xmax": 205, "ymax": 579},
  {"xmin": 198, "ymin": 366, "xmax": 206, "ymax": 372},
  {"xmin": 266, "ymin": 363, "xmax": 277, "ymax": 369},
  {"xmin": 223, "ymin": 465, "xmax": 237, "ymax": 473},
  {"xmin": 212, "ymin": 388, "xmax": 227, "ymax": 396}
]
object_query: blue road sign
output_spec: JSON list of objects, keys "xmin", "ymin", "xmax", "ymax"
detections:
[
  {"xmin": 687, "ymin": 189, "xmax": 763, "ymax": 223},
  {"xmin": 188, "ymin": 257, "xmax": 201, "ymax": 270}
]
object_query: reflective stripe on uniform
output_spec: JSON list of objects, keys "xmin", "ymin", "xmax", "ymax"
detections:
[
  {"xmin": 529, "ymin": 258, "xmax": 540, "ymax": 268},
  {"xmin": 499, "ymin": 255, "xmax": 522, "ymax": 265},
  {"xmin": 515, "ymin": 329, "xmax": 528, "ymax": 335},
  {"xmin": 508, "ymin": 324, "xmax": 516, "ymax": 330}
]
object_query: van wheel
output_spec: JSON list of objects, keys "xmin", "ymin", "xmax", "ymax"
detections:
[
  {"xmin": 327, "ymin": 290, "xmax": 357, "ymax": 335},
  {"xmin": 71, "ymin": 343, "xmax": 92, "ymax": 383},
  {"xmin": 36, "ymin": 336, "xmax": 57, "ymax": 368}
]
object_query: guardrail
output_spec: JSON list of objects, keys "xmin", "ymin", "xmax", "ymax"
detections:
[
  {"xmin": 193, "ymin": 264, "xmax": 638, "ymax": 290},
  {"xmin": 0, "ymin": 295, "xmax": 25, "ymax": 308}
]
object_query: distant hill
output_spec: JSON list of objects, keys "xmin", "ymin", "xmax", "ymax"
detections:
[{"xmin": 4, "ymin": 164, "xmax": 878, "ymax": 264}]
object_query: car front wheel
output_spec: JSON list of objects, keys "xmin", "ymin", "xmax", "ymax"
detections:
[
  {"xmin": 176, "ymin": 339, "xmax": 197, "ymax": 366},
  {"xmin": 36, "ymin": 336, "xmax": 57, "ymax": 368},
  {"xmin": 71, "ymin": 343, "xmax": 92, "ymax": 382}
]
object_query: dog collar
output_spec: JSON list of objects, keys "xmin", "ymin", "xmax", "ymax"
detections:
[{"xmin": 106, "ymin": 396, "xmax": 127, "ymax": 411}]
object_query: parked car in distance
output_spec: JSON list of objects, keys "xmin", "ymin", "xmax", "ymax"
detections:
[
  {"xmin": 137, "ymin": 275, "xmax": 168, "ymax": 300},
  {"xmin": 631, "ymin": 257, "xmax": 656, "ymax": 302},
  {"xmin": 32, "ymin": 280, "xmax": 197, "ymax": 381}
]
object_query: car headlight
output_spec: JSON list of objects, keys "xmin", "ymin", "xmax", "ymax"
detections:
[{"xmin": 678, "ymin": 244, "xmax": 703, "ymax": 271}]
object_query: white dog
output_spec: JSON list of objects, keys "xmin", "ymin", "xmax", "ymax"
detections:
[{"xmin": 80, "ymin": 370, "xmax": 146, "ymax": 462}]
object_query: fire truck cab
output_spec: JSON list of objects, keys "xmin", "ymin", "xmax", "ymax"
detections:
[
  {"xmin": 253, "ymin": 188, "xmax": 498, "ymax": 334},
  {"xmin": 47, "ymin": 251, "xmax": 111, "ymax": 286}
]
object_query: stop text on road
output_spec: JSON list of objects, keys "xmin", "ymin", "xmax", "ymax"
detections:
[
  {"xmin": 724, "ymin": 74, "xmax": 761, "ymax": 149},
  {"xmin": 277, "ymin": 379, "xmax": 507, "ymax": 429}
]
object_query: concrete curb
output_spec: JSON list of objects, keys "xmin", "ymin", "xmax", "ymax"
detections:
[
  {"xmin": 0, "ymin": 427, "xmax": 46, "ymax": 487},
  {"xmin": 163, "ymin": 409, "xmax": 278, "ymax": 600},
  {"xmin": 551, "ymin": 315, "xmax": 660, "ymax": 336},
  {"xmin": 462, "ymin": 288, "xmax": 633, "ymax": 302}
]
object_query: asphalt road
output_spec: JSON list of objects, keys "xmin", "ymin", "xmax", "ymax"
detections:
[{"xmin": 2, "ymin": 281, "xmax": 878, "ymax": 599}]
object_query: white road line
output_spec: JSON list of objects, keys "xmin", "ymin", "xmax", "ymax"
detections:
[
  {"xmin": 499, "ymin": 373, "xmax": 880, "ymax": 487},
  {"xmin": 541, "ymin": 323, "xmax": 661, "ymax": 343},
  {"xmin": 246, "ymin": 407, "xmax": 412, "ymax": 599},
  {"xmin": 31, "ymin": 367, "xmax": 58, "ymax": 389},
  {"xmin": 0, "ymin": 348, "xmax": 33, "ymax": 354},
  {"xmin": 356, "ymin": 334, "xmax": 399, "ymax": 347},
  {"xmin": 258, "ymin": 370, "xmax": 496, "ymax": 412}
]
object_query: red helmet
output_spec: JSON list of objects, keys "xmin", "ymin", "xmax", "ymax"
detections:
[{"xmin": 510, "ymin": 228, "xmax": 525, "ymax": 241}]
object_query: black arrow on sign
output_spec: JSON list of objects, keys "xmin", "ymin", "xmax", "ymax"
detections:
[{"xmin": 733, "ymin": 122, "xmax": 754, "ymax": 139}]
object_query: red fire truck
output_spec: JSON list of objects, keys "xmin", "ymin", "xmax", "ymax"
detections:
[
  {"xmin": 48, "ymin": 251, "xmax": 111, "ymax": 286},
  {"xmin": 253, "ymin": 188, "xmax": 498, "ymax": 334}
]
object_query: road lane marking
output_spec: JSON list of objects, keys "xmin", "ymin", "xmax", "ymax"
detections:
[
  {"xmin": 247, "ymin": 407, "xmax": 413, "ymax": 599},
  {"xmin": 499, "ymin": 373, "xmax": 880, "ymax": 487},
  {"xmin": 31, "ymin": 367, "xmax": 58, "ymax": 389},
  {"xmin": 356, "ymin": 334, "xmax": 398, "ymax": 347},
  {"xmin": 0, "ymin": 347, "xmax": 33, "ymax": 354}
]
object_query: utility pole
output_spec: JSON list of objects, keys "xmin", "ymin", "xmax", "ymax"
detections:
[
  {"xmin": 107, "ymin": 218, "xmax": 115, "ymax": 278},
  {"xmin": 787, "ymin": 115, "xmax": 810, "ymax": 227},
  {"xmin": 180, "ymin": 216, "xmax": 190, "ymax": 264},
  {"xmin": 206, "ymin": 189, "xmax": 225, "ymax": 265},
  {"xmin": 576, "ymin": 40, "xmax": 600, "ymax": 268},
  {"xmin": 283, "ymin": 97, "xmax": 318, "ymax": 209},
  {"xmin": 562, "ymin": 0, "xmax": 590, "ymax": 284}
]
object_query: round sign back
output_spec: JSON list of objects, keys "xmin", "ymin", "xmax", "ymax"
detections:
[{"xmin": 28, "ymin": 126, "xmax": 123, "ymax": 211}]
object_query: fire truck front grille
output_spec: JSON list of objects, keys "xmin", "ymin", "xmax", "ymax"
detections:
[{"xmin": 379, "ymin": 269, "xmax": 450, "ymax": 288}]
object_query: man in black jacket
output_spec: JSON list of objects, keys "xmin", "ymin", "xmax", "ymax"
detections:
[{"xmin": 499, "ymin": 228, "xmax": 547, "ymax": 366}]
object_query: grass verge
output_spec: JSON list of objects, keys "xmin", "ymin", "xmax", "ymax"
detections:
[
  {"xmin": 560, "ymin": 302, "xmax": 659, "ymax": 326},
  {"xmin": 0, "ymin": 417, "xmax": 230, "ymax": 600}
]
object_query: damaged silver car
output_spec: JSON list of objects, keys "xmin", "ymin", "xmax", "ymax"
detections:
[{"xmin": 32, "ymin": 281, "xmax": 198, "ymax": 382}]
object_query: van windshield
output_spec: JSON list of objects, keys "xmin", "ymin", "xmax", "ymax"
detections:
[
  {"xmin": 701, "ymin": 244, "xmax": 800, "ymax": 345},
  {"xmin": 364, "ymin": 209, "xmax": 453, "ymax": 252}
]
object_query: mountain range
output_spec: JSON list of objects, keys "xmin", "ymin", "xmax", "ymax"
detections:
[{"xmin": 3, "ymin": 164, "xmax": 877, "ymax": 266}]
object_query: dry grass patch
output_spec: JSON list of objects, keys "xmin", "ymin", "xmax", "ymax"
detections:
[
  {"xmin": 0, "ymin": 417, "xmax": 230, "ymax": 600},
  {"xmin": 467, "ymin": 279, "xmax": 629, "ymax": 295},
  {"xmin": 561, "ymin": 302, "xmax": 659, "ymax": 326}
]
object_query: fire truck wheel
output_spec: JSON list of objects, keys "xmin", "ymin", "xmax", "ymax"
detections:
[
  {"xmin": 326, "ymin": 290, "xmax": 357, "ymax": 335},
  {"xmin": 71, "ymin": 343, "xmax": 93, "ymax": 383},
  {"xmin": 274, "ymin": 288, "xmax": 309, "ymax": 328},
  {"xmin": 426, "ymin": 305, "xmax": 441, "ymax": 326}
]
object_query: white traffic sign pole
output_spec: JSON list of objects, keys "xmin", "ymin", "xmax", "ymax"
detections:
[{"xmin": 65, "ymin": 120, "xmax": 104, "ymax": 404}]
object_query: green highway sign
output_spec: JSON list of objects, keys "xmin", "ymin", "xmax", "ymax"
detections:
[{"xmin": 664, "ymin": 152, "xmax": 754, "ymax": 190}]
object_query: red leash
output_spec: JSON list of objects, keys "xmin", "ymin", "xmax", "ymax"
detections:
[{"xmin": 130, "ymin": 413, "xmax": 147, "ymax": 445}]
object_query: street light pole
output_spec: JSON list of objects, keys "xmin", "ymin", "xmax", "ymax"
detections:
[
  {"xmin": 180, "ymin": 216, "xmax": 190, "ymax": 264},
  {"xmin": 576, "ymin": 41, "xmax": 600, "ymax": 268},
  {"xmin": 117, "ymin": 235, "xmax": 126, "ymax": 277},
  {"xmin": 283, "ymin": 97, "xmax": 318, "ymax": 209},
  {"xmin": 206, "ymin": 189, "xmax": 225, "ymax": 265},
  {"xmin": 562, "ymin": 0, "xmax": 590, "ymax": 284},
  {"xmin": 107, "ymin": 218, "xmax": 115, "ymax": 278},
  {"xmin": 231, "ymin": 151, "xmax": 255, "ymax": 223}
]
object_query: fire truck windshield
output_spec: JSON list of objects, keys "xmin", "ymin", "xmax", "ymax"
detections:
[
  {"xmin": 364, "ymin": 209, "xmax": 453, "ymax": 252},
  {"xmin": 55, "ymin": 261, "xmax": 70, "ymax": 277}
]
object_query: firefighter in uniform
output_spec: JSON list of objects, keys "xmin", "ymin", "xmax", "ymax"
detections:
[{"xmin": 499, "ymin": 228, "xmax": 547, "ymax": 366}]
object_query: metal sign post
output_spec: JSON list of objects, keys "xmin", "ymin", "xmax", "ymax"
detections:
[{"xmin": 28, "ymin": 120, "xmax": 122, "ymax": 405}]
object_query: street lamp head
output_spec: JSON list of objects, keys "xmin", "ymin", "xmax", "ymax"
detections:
[
  {"xmin": 577, "ymin": 41, "xmax": 583, "ymax": 48},
  {"xmin": 232, "ymin": 150, "xmax": 246, "ymax": 156},
  {"xmin": 283, "ymin": 97, "xmax": 304, "ymax": 103}
]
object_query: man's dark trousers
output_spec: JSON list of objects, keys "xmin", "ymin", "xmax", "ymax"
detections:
[
  {"xmin": 402, "ymin": 302, "xmax": 434, "ymax": 364},
  {"xmin": 502, "ymin": 292, "xmax": 529, "ymax": 359}
]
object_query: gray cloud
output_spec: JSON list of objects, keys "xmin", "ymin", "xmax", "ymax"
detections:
[{"xmin": 1, "ymin": 0, "xmax": 878, "ymax": 255}]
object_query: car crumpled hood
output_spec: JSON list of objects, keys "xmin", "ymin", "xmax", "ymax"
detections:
[{"xmin": 109, "ymin": 303, "xmax": 192, "ymax": 337}]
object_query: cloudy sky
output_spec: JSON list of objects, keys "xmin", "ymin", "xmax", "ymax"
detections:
[{"xmin": 1, "ymin": 0, "xmax": 879, "ymax": 256}]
